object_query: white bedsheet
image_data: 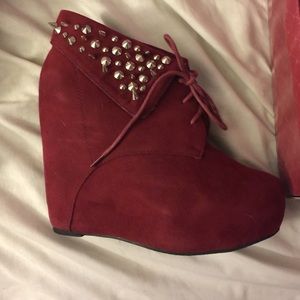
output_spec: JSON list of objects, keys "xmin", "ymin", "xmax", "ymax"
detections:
[{"xmin": 0, "ymin": 0, "xmax": 300, "ymax": 299}]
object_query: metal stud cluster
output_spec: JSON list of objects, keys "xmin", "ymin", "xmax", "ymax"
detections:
[{"xmin": 49, "ymin": 21, "xmax": 172, "ymax": 101}]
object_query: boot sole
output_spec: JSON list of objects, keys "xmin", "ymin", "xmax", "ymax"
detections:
[
  {"xmin": 52, "ymin": 227, "xmax": 279, "ymax": 256},
  {"xmin": 53, "ymin": 227, "xmax": 84, "ymax": 237}
]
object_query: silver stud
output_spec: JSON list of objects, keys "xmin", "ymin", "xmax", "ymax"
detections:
[
  {"xmin": 135, "ymin": 54, "xmax": 144, "ymax": 62},
  {"xmin": 134, "ymin": 45, "xmax": 141, "ymax": 52},
  {"xmin": 122, "ymin": 39, "xmax": 132, "ymax": 49},
  {"xmin": 146, "ymin": 60, "xmax": 156, "ymax": 69},
  {"xmin": 48, "ymin": 22, "xmax": 57, "ymax": 28},
  {"xmin": 153, "ymin": 54, "xmax": 160, "ymax": 61},
  {"xmin": 139, "ymin": 74, "xmax": 148, "ymax": 83},
  {"xmin": 54, "ymin": 26, "xmax": 62, "ymax": 34},
  {"xmin": 88, "ymin": 54, "xmax": 96, "ymax": 60},
  {"xmin": 102, "ymin": 47, "xmax": 109, "ymax": 52},
  {"xmin": 67, "ymin": 36, "xmax": 76, "ymax": 45},
  {"xmin": 115, "ymin": 61, "xmax": 122, "ymax": 66},
  {"xmin": 112, "ymin": 46, "xmax": 122, "ymax": 56},
  {"xmin": 161, "ymin": 56, "xmax": 171, "ymax": 64},
  {"xmin": 62, "ymin": 32, "xmax": 68, "ymax": 38},
  {"xmin": 78, "ymin": 46, "xmax": 85, "ymax": 53},
  {"xmin": 128, "ymin": 82, "xmax": 138, "ymax": 90},
  {"xmin": 81, "ymin": 25, "xmax": 92, "ymax": 34},
  {"xmin": 81, "ymin": 35, "xmax": 87, "ymax": 41},
  {"xmin": 130, "ymin": 74, "xmax": 135, "ymax": 79},
  {"xmin": 99, "ymin": 30, "xmax": 106, "ymax": 36},
  {"xmin": 140, "ymin": 85, "xmax": 146, "ymax": 92},
  {"xmin": 128, "ymin": 82, "xmax": 139, "ymax": 100},
  {"xmin": 100, "ymin": 56, "xmax": 111, "ymax": 72},
  {"xmin": 111, "ymin": 35, "xmax": 118, "ymax": 42},
  {"xmin": 157, "ymin": 64, "xmax": 164, "ymax": 70},
  {"xmin": 144, "ymin": 50, "xmax": 151, "ymax": 55},
  {"xmin": 61, "ymin": 21, "xmax": 69, "ymax": 27},
  {"xmin": 74, "ymin": 24, "xmax": 80, "ymax": 30},
  {"xmin": 119, "ymin": 84, "xmax": 127, "ymax": 91},
  {"xmin": 125, "ymin": 61, "xmax": 135, "ymax": 71},
  {"xmin": 114, "ymin": 70, "xmax": 124, "ymax": 80},
  {"xmin": 48, "ymin": 22, "xmax": 61, "ymax": 34},
  {"xmin": 150, "ymin": 69, "xmax": 157, "ymax": 76},
  {"xmin": 90, "ymin": 39, "xmax": 100, "ymax": 49},
  {"xmin": 125, "ymin": 52, "xmax": 131, "ymax": 59},
  {"xmin": 138, "ymin": 66, "xmax": 145, "ymax": 72}
]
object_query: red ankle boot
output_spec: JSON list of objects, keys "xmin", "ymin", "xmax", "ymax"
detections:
[{"xmin": 39, "ymin": 10, "xmax": 285, "ymax": 255}]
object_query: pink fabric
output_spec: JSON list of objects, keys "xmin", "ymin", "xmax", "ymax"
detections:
[{"xmin": 269, "ymin": 0, "xmax": 300, "ymax": 196}]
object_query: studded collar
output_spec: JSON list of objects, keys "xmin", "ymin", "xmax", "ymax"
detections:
[
  {"xmin": 49, "ymin": 10, "xmax": 227, "ymax": 167},
  {"xmin": 49, "ymin": 10, "xmax": 182, "ymax": 116}
]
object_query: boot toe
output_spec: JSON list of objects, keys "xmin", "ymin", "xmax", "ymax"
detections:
[{"xmin": 70, "ymin": 144, "xmax": 285, "ymax": 254}]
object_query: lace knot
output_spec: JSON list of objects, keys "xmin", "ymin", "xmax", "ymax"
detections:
[
  {"xmin": 184, "ymin": 70, "xmax": 198, "ymax": 86},
  {"xmin": 90, "ymin": 34, "xmax": 227, "ymax": 168},
  {"xmin": 163, "ymin": 34, "xmax": 227, "ymax": 131}
]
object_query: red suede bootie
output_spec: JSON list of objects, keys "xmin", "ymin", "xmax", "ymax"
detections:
[{"xmin": 39, "ymin": 10, "xmax": 285, "ymax": 255}]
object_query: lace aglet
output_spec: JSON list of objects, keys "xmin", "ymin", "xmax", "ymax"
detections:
[
  {"xmin": 182, "ymin": 93, "xmax": 193, "ymax": 104},
  {"xmin": 216, "ymin": 117, "xmax": 228, "ymax": 130},
  {"xmin": 190, "ymin": 107, "xmax": 202, "ymax": 125},
  {"xmin": 221, "ymin": 122, "xmax": 228, "ymax": 130}
]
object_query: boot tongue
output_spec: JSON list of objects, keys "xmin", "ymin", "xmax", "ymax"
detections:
[{"xmin": 50, "ymin": 10, "xmax": 181, "ymax": 116}]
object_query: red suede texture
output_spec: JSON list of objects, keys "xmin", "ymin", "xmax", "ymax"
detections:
[
  {"xmin": 39, "ymin": 10, "xmax": 286, "ymax": 254},
  {"xmin": 71, "ymin": 146, "xmax": 284, "ymax": 254}
]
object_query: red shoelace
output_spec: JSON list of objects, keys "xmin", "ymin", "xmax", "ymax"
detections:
[{"xmin": 90, "ymin": 34, "xmax": 227, "ymax": 168}]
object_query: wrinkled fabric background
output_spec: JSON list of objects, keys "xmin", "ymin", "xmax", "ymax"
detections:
[{"xmin": 0, "ymin": 1, "xmax": 300, "ymax": 299}]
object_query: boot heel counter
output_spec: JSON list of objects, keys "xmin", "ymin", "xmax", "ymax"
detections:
[{"xmin": 39, "ymin": 47, "xmax": 91, "ymax": 230}]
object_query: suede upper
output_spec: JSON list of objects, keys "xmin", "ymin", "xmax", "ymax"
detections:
[{"xmin": 39, "ymin": 10, "xmax": 285, "ymax": 255}]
